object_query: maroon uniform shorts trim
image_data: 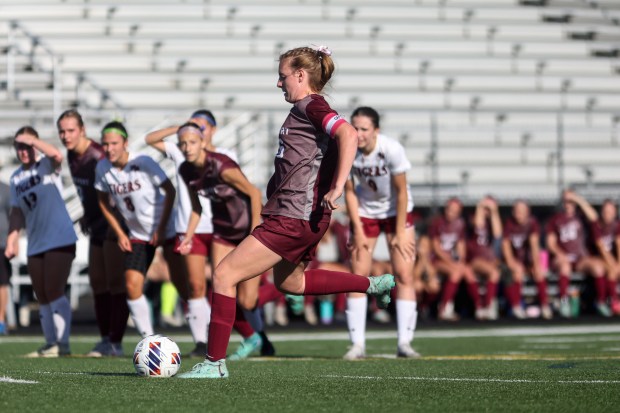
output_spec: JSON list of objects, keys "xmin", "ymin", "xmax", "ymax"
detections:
[
  {"xmin": 360, "ymin": 211, "xmax": 415, "ymax": 238},
  {"xmin": 252, "ymin": 214, "xmax": 331, "ymax": 264},
  {"xmin": 174, "ymin": 233, "xmax": 213, "ymax": 256}
]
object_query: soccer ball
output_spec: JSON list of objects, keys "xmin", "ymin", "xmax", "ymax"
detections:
[{"xmin": 133, "ymin": 334, "xmax": 181, "ymax": 377}]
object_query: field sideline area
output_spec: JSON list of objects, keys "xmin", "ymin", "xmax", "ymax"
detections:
[{"xmin": 1, "ymin": 324, "xmax": 619, "ymax": 412}]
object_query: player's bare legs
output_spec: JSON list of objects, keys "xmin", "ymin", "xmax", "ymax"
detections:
[
  {"xmin": 344, "ymin": 236, "xmax": 378, "ymax": 359},
  {"xmin": 469, "ymin": 258, "xmax": 500, "ymax": 320},
  {"xmin": 576, "ymin": 256, "xmax": 611, "ymax": 317},
  {"xmin": 434, "ymin": 260, "xmax": 465, "ymax": 321},
  {"xmin": 124, "ymin": 268, "xmax": 153, "ymax": 338},
  {"xmin": 386, "ymin": 228, "xmax": 420, "ymax": 357}
]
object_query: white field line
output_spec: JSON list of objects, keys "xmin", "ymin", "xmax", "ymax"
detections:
[
  {"xmin": 1, "ymin": 324, "xmax": 620, "ymax": 345},
  {"xmin": 0, "ymin": 376, "xmax": 38, "ymax": 384},
  {"xmin": 322, "ymin": 375, "xmax": 620, "ymax": 385}
]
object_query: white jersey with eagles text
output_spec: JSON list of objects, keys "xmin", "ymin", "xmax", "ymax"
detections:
[
  {"xmin": 9, "ymin": 156, "xmax": 78, "ymax": 256},
  {"xmin": 163, "ymin": 141, "xmax": 238, "ymax": 234},
  {"xmin": 350, "ymin": 134, "xmax": 414, "ymax": 219},
  {"xmin": 94, "ymin": 153, "xmax": 175, "ymax": 242}
]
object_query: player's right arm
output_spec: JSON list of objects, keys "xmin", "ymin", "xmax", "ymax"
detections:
[
  {"xmin": 144, "ymin": 126, "xmax": 179, "ymax": 154},
  {"xmin": 97, "ymin": 190, "xmax": 132, "ymax": 252}
]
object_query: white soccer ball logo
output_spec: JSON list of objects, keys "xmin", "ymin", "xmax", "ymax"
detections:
[{"xmin": 133, "ymin": 335, "xmax": 181, "ymax": 377}]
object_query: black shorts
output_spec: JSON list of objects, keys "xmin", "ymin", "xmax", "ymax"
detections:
[
  {"xmin": 0, "ymin": 254, "xmax": 11, "ymax": 286},
  {"xmin": 125, "ymin": 238, "xmax": 174, "ymax": 275},
  {"xmin": 125, "ymin": 241, "xmax": 157, "ymax": 275}
]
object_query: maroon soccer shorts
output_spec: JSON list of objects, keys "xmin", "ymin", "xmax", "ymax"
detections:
[
  {"xmin": 252, "ymin": 214, "xmax": 331, "ymax": 264},
  {"xmin": 360, "ymin": 211, "xmax": 415, "ymax": 238},
  {"xmin": 174, "ymin": 233, "xmax": 213, "ymax": 256}
]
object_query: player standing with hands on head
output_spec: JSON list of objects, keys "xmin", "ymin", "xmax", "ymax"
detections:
[
  {"xmin": 5, "ymin": 126, "xmax": 77, "ymax": 356},
  {"xmin": 179, "ymin": 45, "xmax": 396, "ymax": 379},
  {"xmin": 342, "ymin": 106, "xmax": 419, "ymax": 360},
  {"xmin": 57, "ymin": 110, "xmax": 129, "ymax": 356}
]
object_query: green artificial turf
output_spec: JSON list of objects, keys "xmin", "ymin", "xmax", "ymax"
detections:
[{"xmin": 1, "ymin": 326, "xmax": 619, "ymax": 413}]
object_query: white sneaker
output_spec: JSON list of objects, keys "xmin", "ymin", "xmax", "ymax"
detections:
[
  {"xmin": 160, "ymin": 313, "xmax": 184, "ymax": 328},
  {"xmin": 475, "ymin": 307, "xmax": 487, "ymax": 321},
  {"xmin": 304, "ymin": 304, "xmax": 318, "ymax": 326},
  {"xmin": 343, "ymin": 344, "xmax": 366, "ymax": 360},
  {"xmin": 512, "ymin": 306, "xmax": 526, "ymax": 320},
  {"xmin": 541, "ymin": 305, "xmax": 553, "ymax": 320},
  {"xmin": 372, "ymin": 309, "xmax": 392, "ymax": 324},
  {"xmin": 397, "ymin": 343, "xmax": 421, "ymax": 358},
  {"xmin": 438, "ymin": 301, "xmax": 459, "ymax": 321},
  {"xmin": 486, "ymin": 300, "xmax": 499, "ymax": 320},
  {"xmin": 274, "ymin": 305, "xmax": 289, "ymax": 326},
  {"xmin": 25, "ymin": 343, "xmax": 59, "ymax": 358}
]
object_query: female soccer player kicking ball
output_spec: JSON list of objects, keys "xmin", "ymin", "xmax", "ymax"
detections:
[{"xmin": 179, "ymin": 45, "xmax": 396, "ymax": 379}]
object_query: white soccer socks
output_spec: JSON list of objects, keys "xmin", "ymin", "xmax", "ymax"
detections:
[
  {"xmin": 346, "ymin": 296, "xmax": 368, "ymax": 348},
  {"xmin": 127, "ymin": 295, "xmax": 154, "ymax": 337}
]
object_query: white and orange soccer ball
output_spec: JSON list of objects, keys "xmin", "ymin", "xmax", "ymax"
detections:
[{"xmin": 133, "ymin": 335, "xmax": 181, "ymax": 377}]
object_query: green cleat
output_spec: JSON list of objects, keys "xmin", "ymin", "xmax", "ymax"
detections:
[
  {"xmin": 286, "ymin": 294, "xmax": 304, "ymax": 315},
  {"xmin": 228, "ymin": 332, "xmax": 262, "ymax": 361},
  {"xmin": 367, "ymin": 274, "xmax": 396, "ymax": 309},
  {"xmin": 177, "ymin": 359, "xmax": 228, "ymax": 379}
]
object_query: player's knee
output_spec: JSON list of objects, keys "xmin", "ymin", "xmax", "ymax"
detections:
[{"xmin": 188, "ymin": 278, "xmax": 205, "ymax": 299}]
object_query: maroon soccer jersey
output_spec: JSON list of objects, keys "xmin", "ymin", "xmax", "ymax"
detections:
[
  {"xmin": 428, "ymin": 215, "xmax": 465, "ymax": 258},
  {"xmin": 589, "ymin": 219, "xmax": 620, "ymax": 255},
  {"xmin": 467, "ymin": 218, "xmax": 496, "ymax": 261},
  {"xmin": 545, "ymin": 212, "xmax": 587, "ymax": 262},
  {"xmin": 503, "ymin": 216, "xmax": 540, "ymax": 264},
  {"xmin": 179, "ymin": 150, "xmax": 251, "ymax": 243},
  {"xmin": 68, "ymin": 139, "xmax": 108, "ymax": 240},
  {"xmin": 262, "ymin": 94, "xmax": 346, "ymax": 221}
]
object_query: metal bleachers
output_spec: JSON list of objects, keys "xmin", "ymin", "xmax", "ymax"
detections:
[{"xmin": 0, "ymin": 0, "xmax": 618, "ymax": 207}]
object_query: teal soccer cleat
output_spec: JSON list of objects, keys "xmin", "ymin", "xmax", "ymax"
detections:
[
  {"xmin": 177, "ymin": 359, "xmax": 229, "ymax": 379},
  {"xmin": 228, "ymin": 332, "xmax": 262, "ymax": 361},
  {"xmin": 367, "ymin": 274, "xmax": 396, "ymax": 309}
]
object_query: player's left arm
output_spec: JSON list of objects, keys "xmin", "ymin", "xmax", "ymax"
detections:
[
  {"xmin": 221, "ymin": 167, "xmax": 263, "ymax": 230},
  {"xmin": 153, "ymin": 179, "xmax": 176, "ymax": 246},
  {"xmin": 390, "ymin": 172, "xmax": 415, "ymax": 261},
  {"xmin": 323, "ymin": 122, "xmax": 358, "ymax": 210},
  {"xmin": 4, "ymin": 207, "xmax": 24, "ymax": 260}
]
